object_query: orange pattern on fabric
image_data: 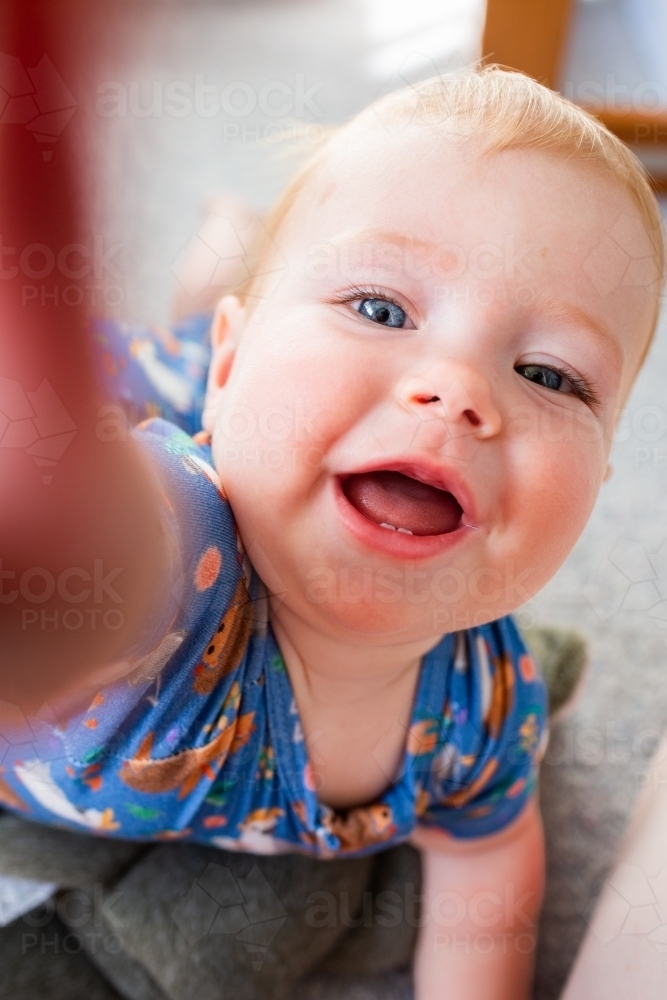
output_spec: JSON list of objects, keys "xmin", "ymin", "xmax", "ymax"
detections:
[
  {"xmin": 518, "ymin": 654, "xmax": 536, "ymax": 683},
  {"xmin": 119, "ymin": 684, "xmax": 255, "ymax": 800},
  {"xmin": 443, "ymin": 758, "xmax": 498, "ymax": 808},
  {"xmin": 193, "ymin": 577, "xmax": 254, "ymax": 695},
  {"xmin": 203, "ymin": 815, "xmax": 227, "ymax": 828},
  {"xmin": 506, "ymin": 776, "xmax": 527, "ymax": 799},
  {"xmin": 407, "ymin": 719, "xmax": 439, "ymax": 756},
  {"xmin": 194, "ymin": 546, "xmax": 222, "ymax": 592},
  {"xmin": 0, "ymin": 774, "xmax": 28, "ymax": 811},
  {"xmin": 415, "ymin": 786, "xmax": 430, "ymax": 817},
  {"xmin": 326, "ymin": 802, "xmax": 397, "ymax": 852},
  {"xmin": 486, "ymin": 653, "xmax": 515, "ymax": 739}
]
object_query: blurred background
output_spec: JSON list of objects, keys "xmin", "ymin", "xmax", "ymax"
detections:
[
  {"xmin": 4, "ymin": 1, "xmax": 667, "ymax": 997},
  {"xmin": 67, "ymin": 0, "xmax": 667, "ymax": 323}
]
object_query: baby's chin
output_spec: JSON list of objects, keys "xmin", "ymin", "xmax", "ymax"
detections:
[{"xmin": 290, "ymin": 584, "xmax": 512, "ymax": 643}]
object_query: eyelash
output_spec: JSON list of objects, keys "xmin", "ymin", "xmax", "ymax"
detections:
[
  {"xmin": 332, "ymin": 286, "xmax": 600, "ymax": 407},
  {"xmin": 333, "ymin": 285, "xmax": 411, "ymax": 319},
  {"xmin": 521, "ymin": 363, "xmax": 600, "ymax": 407}
]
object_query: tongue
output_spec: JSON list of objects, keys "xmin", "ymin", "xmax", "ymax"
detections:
[{"xmin": 342, "ymin": 471, "xmax": 463, "ymax": 536}]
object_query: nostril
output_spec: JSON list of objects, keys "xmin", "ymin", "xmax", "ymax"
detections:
[{"xmin": 463, "ymin": 409, "xmax": 481, "ymax": 427}]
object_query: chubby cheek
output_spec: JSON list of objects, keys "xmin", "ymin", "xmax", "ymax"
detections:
[
  {"xmin": 214, "ymin": 330, "xmax": 383, "ymax": 505},
  {"xmin": 213, "ymin": 373, "xmax": 323, "ymax": 498},
  {"xmin": 499, "ymin": 428, "xmax": 605, "ymax": 597}
]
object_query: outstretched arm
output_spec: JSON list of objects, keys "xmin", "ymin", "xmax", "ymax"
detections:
[
  {"xmin": 0, "ymin": 2, "xmax": 169, "ymax": 712},
  {"xmin": 411, "ymin": 799, "xmax": 545, "ymax": 1000}
]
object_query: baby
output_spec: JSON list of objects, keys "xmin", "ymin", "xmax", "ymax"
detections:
[{"xmin": 2, "ymin": 68, "xmax": 664, "ymax": 999}]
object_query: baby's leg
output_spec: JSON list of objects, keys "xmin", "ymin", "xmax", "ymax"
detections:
[
  {"xmin": 94, "ymin": 191, "xmax": 259, "ymax": 436},
  {"xmin": 560, "ymin": 735, "xmax": 667, "ymax": 999},
  {"xmin": 171, "ymin": 192, "xmax": 259, "ymax": 323}
]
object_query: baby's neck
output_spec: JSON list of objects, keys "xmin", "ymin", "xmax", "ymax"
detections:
[
  {"xmin": 269, "ymin": 598, "xmax": 443, "ymax": 809},
  {"xmin": 269, "ymin": 597, "xmax": 440, "ymax": 706}
]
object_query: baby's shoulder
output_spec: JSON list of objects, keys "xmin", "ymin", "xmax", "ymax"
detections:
[
  {"xmin": 422, "ymin": 616, "xmax": 546, "ymax": 738},
  {"xmin": 134, "ymin": 418, "xmax": 221, "ymax": 491},
  {"xmin": 412, "ymin": 617, "xmax": 547, "ymax": 839}
]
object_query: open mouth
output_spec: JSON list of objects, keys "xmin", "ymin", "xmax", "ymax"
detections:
[{"xmin": 340, "ymin": 470, "xmax": 464, "ymax": 536}]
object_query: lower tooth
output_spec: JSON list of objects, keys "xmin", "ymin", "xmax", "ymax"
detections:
[
  {"xmin": 379, "ymin": 522, "xmax": 397, "ymax": 531},
  {"xmin": 397, "ymin": 527, "xmax": 413, "ymax": 535}
]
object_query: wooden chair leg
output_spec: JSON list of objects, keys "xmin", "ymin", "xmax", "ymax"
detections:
[
  {"xmin": 482, "ymin": 0, "xmax": 575, "ymax": 91},
  {"xmin": 482, "ymin": 0, "xmax": 667, "ymax": 188}
]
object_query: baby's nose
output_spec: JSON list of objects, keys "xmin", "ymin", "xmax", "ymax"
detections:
[{"xmin": 398, "ymin": 364, "xmax": 502, "ymax": 440}]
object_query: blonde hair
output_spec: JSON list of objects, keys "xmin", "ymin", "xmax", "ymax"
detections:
[{"xmin": 242, "ymin": 66, "xmax": 664, "ymax": 357}]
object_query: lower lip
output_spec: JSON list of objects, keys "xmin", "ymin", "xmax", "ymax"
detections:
[{"xmin": 333, "ymin": 477, "xmax": 475, "ymax": 561}]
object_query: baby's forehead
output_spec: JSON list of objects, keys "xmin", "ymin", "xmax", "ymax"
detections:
[
  {"xmin": 267, "ymin": 126, "xmax": 659, "ymax": 387},
  {"xmin": 286, "ymin": 124, "xmax": 650, "ymax": 256}
]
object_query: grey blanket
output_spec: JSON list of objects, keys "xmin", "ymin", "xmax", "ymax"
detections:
[{"xmin": 0, "ymin": 814, "xmax": 418, "ymax": 1000}]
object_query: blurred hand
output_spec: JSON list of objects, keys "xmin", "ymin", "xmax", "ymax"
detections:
[{"xmin": 0, "ymin": 1, "xmax": 168, "ymax": 714}]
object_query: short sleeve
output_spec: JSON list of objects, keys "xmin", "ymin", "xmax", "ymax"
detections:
[
  {"xmin": 418, "ymin": 617, "xmax": 548, "ymax": 839},
  {"xmin": 53, "ymin": 417, "xmax": 247, "ymax": 768},
  {"xmin": 127, "ymin": 418, "xmax": 244, "ymax": 657},
  {"xmin": 0, "ymin": 418, "xmax": 260, "ymax": 837}
]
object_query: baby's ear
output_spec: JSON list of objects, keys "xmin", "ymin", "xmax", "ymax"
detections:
[
  {"xmin": 202, "ymin": 295, "xmax": 247, "ymax": 432},
  {"xmin": 211, "ymin": 294, "xmax": 246, "ymax": 352}
]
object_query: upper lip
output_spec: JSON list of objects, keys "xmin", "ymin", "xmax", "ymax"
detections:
[{"xmin": 335, "ymin": 455, "xmax": 478, "ymax": 526}]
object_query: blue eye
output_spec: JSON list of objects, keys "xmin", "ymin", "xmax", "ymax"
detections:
[
  {"xmin": 515, "ymin": 362, "xmax": 598, "ymax": 406},
  {"xmin": 515, "ymin": 364, "xmax": 564, "ymax": 392},
  {"xmin": 357, "ymin": 297, "xmax": 407, "ymax": 328}
]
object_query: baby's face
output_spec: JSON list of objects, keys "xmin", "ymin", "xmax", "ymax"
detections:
[{"xmin": 210, "ymin": 122, "xmax": 657, "ymax": 644}]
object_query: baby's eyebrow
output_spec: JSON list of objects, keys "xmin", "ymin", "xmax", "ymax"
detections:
[
  {"xmin": 535, "ymin": 298, "xmax": 624, "ymax": 370},
  {"xmin": 323, "ymin": 228, "xmax": 438, "ymax": 258}
]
